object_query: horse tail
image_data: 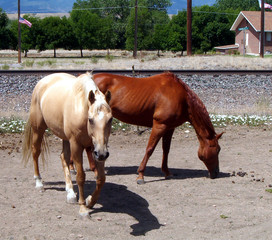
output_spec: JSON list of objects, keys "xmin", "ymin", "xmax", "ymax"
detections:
[{"xmin": 22, "ymin": 118, "xmax": 49, "ymax": 167}]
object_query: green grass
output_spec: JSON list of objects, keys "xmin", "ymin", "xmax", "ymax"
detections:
[
  {"xmin": 23, "ymin": 60, "xmax": 34, "ymax": 67},
  {"xmin": 36, "ymin": 59, "xmax": 57, "ymax": 67},
  {"xmin": 1, "ymin": 64, "xmax": 10, "ymax": 70}
]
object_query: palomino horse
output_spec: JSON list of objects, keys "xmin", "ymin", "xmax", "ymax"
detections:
[
  {"xmin": 22, "ymin": 72, "xmax": 112, "ymax": 216},
  {"xmin": 91, "ymin": 72, "xmax": 223, "ymax": 184}
]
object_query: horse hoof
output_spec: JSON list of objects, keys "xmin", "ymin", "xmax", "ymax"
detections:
[
  {"xmin": 137, "ymin": 179, "xmax": 145, "ymax": 185},
  {"xmin": 67, "ymin": 195, "xmax": 77, "ymax": 204},
  {"xmin": 79, "ymin": 205, "xmax": 91, "ymax": 219},
  {"xmin": 165, "ymin": 174, "xmax": 173, "ymax": 180},
  {"xmin": 35, "ymin": 186, "xmax": 45, "ymax": 192},
  {"xmin": 70, "ymin": 169, "xmax": 77, "ymax": 175}
]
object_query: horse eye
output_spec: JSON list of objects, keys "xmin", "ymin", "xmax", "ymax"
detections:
[{"xmin": 89, "ymin": 118, "xmax": 94, "ymax": 125}]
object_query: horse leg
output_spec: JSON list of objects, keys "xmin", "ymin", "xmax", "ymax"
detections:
[
  {"xmin": 86, "ymin": 160, "xmax": 105, "ymax": 208},
  {"xmin": 70, "ymin": 141, "xmax": 88, "ymax": 216},
  {"xmin": 60, "ymin": 140, "xmax": 77, "ymax": 204},
  {"xmin": 137, "ymin": 123, "xmax": 167, "ymax": 184},
  {"xmin": 161, "ymin": 129, "xmax": 174, "ymax": 179},
  {"xmin": 32, "ymin": 129, "xmax": 45, "ymax": 191},
  {"xmin": 86, "ymin": 147, "xmax": 97, "ymax": 175},
  {"xmin": 69, "ymin": 159, "xmax": 76, "ymax": 175}
]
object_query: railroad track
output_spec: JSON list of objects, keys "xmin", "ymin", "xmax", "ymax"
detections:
[{"xmin": 1, "ymin": 69, "xmax": 272, "ymax": 76}]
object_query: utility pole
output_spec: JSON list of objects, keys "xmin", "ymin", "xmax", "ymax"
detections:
[
  {"xmin": 133, "ymin": 0, "xmax": 138, "ymax": 59},
  {"xmin": 187, "ymin": 0, "xmax": 192, "ymax": 56},
  {"xmin": 260, "ymin": 0, "xmax": 265, "ymax": 58},
  {"xmin": 18, "ymin": 0, "xmax": 21, "ymax": 63}
]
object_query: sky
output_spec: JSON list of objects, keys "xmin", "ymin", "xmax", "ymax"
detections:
[{"xmin": 0, "ymin": 0, "xmax": 217, "ymax": 14}]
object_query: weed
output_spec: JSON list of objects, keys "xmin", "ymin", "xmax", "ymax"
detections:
[
  {"xmin": 37, "ymin": 59, "xmax": 57, "ymax": 66},
  {"xmin": 105, "ymin": 54, "xmax": 114, "ymax": 62},
  {"xmin": 24, "ymin": 60, "xmax": 34, "ymax": 67},
  {"xmin": 1, "ymin": 64, "xmax": 10, "ymax": 70},
  {"xmin": 91, "ymin": 57, "xmax": 98, "ymax": 64},
  {"xmin": 36, "ymin": 61, "xmax": 46, "ymax": 67}
]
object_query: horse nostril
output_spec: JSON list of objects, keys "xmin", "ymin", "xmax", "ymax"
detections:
[{"xmin": 94, "ymin": 151, "xmax": 99, "ymax": 159}]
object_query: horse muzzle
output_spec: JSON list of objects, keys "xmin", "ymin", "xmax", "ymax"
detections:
[
  {"xmin": 93, "ymin": 150, "xmax": 109, "ymax": 161},
  {"xmin": 209, "ymin": 165, "xmax": 219, "ymax": 179}
]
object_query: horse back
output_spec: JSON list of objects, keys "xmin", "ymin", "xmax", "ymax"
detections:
[{"xmin": 93, "ymin": 73, "xmax": 189, "ymax": 128}]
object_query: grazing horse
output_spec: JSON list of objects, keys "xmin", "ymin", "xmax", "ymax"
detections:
[
  {"xmin": 22, "ymin": 72, "xmax": 112, "ymax": 216},
  {"xmin": 91, "ymin": 72, "xmax": 223, "ymax": 184}
]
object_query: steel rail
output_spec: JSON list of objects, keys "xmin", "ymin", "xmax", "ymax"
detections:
[{"xmin": 0, "ymin": 69, "xmax": 272, "ymax": 75}]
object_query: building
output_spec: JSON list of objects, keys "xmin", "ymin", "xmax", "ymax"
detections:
[{"xmin": 215, "ymin": 11, "xmax": 272, "ymax": 55}]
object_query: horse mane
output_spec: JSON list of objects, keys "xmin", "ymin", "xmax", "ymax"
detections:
[
  {"xmin": 167, "ymin": 72, "xmax": 216, "ymax": 139},
  {"xmin": 75, "ymin": 72, "xmax": 111, "ymax": 112}
]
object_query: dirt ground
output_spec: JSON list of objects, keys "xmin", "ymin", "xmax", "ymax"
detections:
[{"xmin": 0, "ymin": 125, "xmax": 272, "ymax": 240}]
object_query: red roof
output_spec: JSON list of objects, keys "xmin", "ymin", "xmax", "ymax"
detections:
[{"xmin": 230, "ymin": 11, "xmax": 272, "ymax": 32}]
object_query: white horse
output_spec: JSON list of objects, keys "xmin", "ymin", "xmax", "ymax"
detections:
[{"xmin": 22, "ymin": 72, "xmax": 112, "ymax": 216}]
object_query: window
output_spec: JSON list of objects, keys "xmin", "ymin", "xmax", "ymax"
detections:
[{"xmin": 266, "ymin": 32, "xmax": 272, "ymax": 42}]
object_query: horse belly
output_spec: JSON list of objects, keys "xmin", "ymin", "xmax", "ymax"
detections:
[{"xmin": 39, "ymin": 92, "xmax": 69, "ymax": 140}]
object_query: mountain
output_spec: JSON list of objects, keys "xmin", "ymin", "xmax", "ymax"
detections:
[
  {"xmin": 0, "ymin": 0, "xmax": 216, "ymax": 14},
  {"xmin": 0, "ymin": 0, "xmax": 76, "ymax": 13}
]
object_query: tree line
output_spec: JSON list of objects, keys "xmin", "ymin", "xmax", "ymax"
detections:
[{"xmin": 0, "ymin": 0, "xmax": 262, "ymax": 57}]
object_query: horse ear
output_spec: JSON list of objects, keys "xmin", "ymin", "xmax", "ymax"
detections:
[
  {"xmin": 88, "ymin": 90, "xmax": 95, "ymax": 104},
  {"xmin": 105, "ymin": 90, "xmax": 111, "ymax": 104},
  {"xmin": 216, "ymin": 132, "xmax": 225, "ymax": 140}
]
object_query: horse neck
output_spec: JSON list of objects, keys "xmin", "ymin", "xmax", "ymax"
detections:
[{"xmin": 186, "ymin": 86, "xmax": 216, "ymax": 142}]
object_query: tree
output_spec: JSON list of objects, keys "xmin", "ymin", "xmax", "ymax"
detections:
[
  {"xmin": 0, "ymin": 8, "xmax": 15, "ymax": 49},
  {"xmin": 192, "ymin": 5, "xmax": 235, "ymax": 53},
  {"xmin": 153, "ymin": 24, "xmax": 169, "ymax": 56},
  {"xmin": 166, "ymin": 10, "xmax": 187, "ymax": 55},
  {"xmin": 70, "ymin": 9, "xmax": 114, "ymax": 56},
  {"xmin": 12, "ymin": 15, "xmax": 42, "ymax": 56},
  {"xmin": 125, "ymin": 0, "xmax": 171, "ymax": 51},
  {"xmin": 213, "ymin": 0, "xmax": 261, "ymax": 11},
  {"xmin": 72, "ymin": 0, "xmax": 130, "ymax": 49},
  {"xmin": 40, "ymin": 16, "xmax": 77, "ymax": 57}
]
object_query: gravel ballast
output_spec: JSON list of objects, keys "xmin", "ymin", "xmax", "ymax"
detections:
[{"xmin": 0, "ymin": 73, "xmax": 271, "ymax": 117}]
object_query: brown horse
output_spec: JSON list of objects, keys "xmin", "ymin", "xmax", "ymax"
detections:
[
  {"xmin": 22, "ymin": 72, "xmax": 112, "ymax": 216},
  {"xmin": 91, "ymin": 72, "xmax": 223, "ymax": 184}
]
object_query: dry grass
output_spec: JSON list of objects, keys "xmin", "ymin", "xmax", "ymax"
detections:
[{"xmin": 1, "ymin": 49, "xmax": 272, "ymax": 70}]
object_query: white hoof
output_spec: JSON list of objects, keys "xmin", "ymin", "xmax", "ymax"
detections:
[
  {"xmin": 34, "ymin": 176, "xmax": 44, "ymax": 191},
  {"xmin": 67, "ymin": 189, "xmax": 77, "ymax": 204},
  {"xmin": 35, "ymin": 185, "xmax": 45, "ymax": 192}
]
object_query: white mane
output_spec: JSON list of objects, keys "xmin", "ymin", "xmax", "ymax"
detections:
[{"xmin": 77, "ymin": 73, "xmax": 109, "ymax": 111}]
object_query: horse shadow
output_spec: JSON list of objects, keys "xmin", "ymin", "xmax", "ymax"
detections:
[
  {"xmin": 105, "ymin": 165, "xmax": 230, "ymax": 181},
  {"xmin": 44, "ymin": 166, "xmax": 229, "ymax": 236},
  {"xmin": 86, "ymin": 181, "xmax": 163, "ymax": 236},
  {"xmin": 45, "ymin": 180, "xmax": 162, "ymax": 236}
]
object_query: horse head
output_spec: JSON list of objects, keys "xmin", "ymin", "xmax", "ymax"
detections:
[
  {"xmin": 198, "ymin": 132, "xmax": 224, "ymax": 179},
  {"xmin": 87, "ymin": 89, "xmax": 112, "ymax": 161}
]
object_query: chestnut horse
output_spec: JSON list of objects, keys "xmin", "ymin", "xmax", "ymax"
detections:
[
  {"xmin": 22, "ymin": 72, "xmax": 112, "ymax": 216},
  {"xmin": 91, "ymin": 72, "xmax": 223, "ymax": 184}
]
